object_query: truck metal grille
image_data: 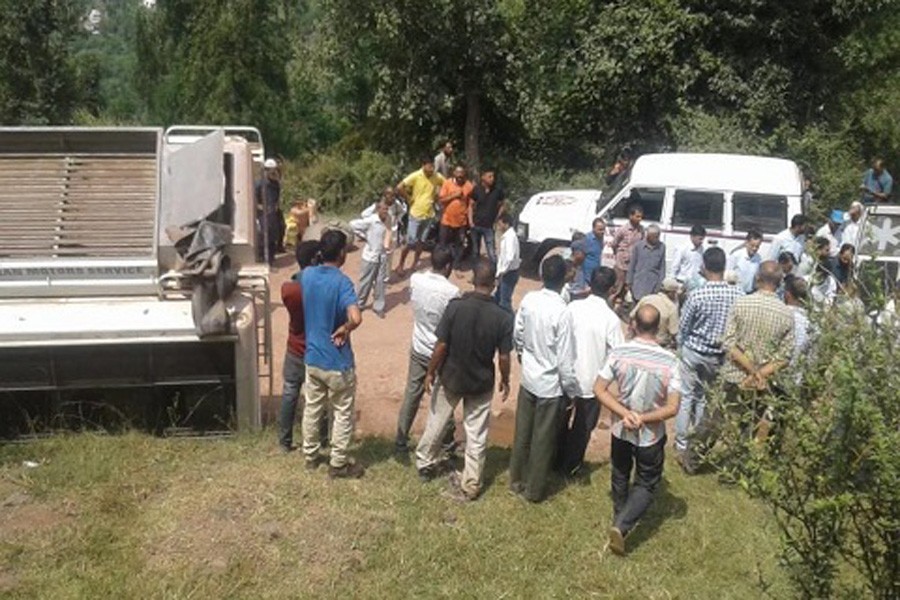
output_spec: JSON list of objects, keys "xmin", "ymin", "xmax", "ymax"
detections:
[{"xmin": 0, "ymin": 154, "xmax": 157, "ymax": 259}]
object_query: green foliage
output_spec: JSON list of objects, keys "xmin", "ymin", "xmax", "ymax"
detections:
[
  {"xmin": 0, "ymin": 0, "xmax": 80, "ymax": 124},
  {"xmin": 708, "ymin": 313, "xmax": 900, "ymax": 598},
  {"xmin": 282, "ymin": 149, "xmax": 403, "ymax": 214}
]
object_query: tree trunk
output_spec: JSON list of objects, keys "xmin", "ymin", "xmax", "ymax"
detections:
[{"xmin": 464, "ymin": 89, "xmax": 481, "ymax": 172}]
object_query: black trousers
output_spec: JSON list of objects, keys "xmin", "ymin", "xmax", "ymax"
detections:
[
  {"xmin": 611, "ymin": 434, "xmax": 666, "ymax": 535},
  {"xmin": 556, "ymin": 396, "xmax": 600, "ymax": 475},
  {"xmin": 439, "ymin": 224, "xmax": 466, "ymax": 267}
]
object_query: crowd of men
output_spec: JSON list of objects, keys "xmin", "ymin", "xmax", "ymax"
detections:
[{"xmin": 271, "ymin": 147, "xmax": 894, "ymax": 556}]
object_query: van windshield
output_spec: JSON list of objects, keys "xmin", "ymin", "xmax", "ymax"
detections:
[{"xmin": 609, "ymin": 187, "xmax": 665, "ymax": 222}]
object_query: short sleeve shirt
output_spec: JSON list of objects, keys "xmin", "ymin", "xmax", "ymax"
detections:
[
  {"xmin": 439, "ymin": 179, "xmax": 474, "ymax": 228},
  {"xmin": 281, "ymin": 276, "xmax": 306, "ymax": 357},
  {"xmin": 598, "ymin": 339, "xmax": 680, "ymax": 447},
  {"xmin": 402, "ymin": 169, "xmax": 445, "ymax": 220},
  {"xmin": 471, "ymin": 184, "xmax": 506, "ymax": 228},
  {"xmin": 301, "ymin": 265, "xmax": 359, "ymax": 372},
  {"xmin": 435, "ymin": 292, "xmax": 514, "ymax": 396}
]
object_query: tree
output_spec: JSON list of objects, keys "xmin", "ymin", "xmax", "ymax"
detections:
[
  {"xmin": 0, "ymin": 0, "xmax": 80, "ymax": 124},
  {"xmin": 321, "ymin": 0, "xmax": 515, "ymax": 167},
  {"xmin": 135, "ymin": 0, "xmax": 299, "ymax": 154}
]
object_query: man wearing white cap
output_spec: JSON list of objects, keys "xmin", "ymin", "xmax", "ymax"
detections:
[
  {"xmin": 256, "ymin": 158, "xmax": 283, "ymax": 265},
  {"xmin": 630, "ymin": 278, "xmax": 680, "ymax": 349}
]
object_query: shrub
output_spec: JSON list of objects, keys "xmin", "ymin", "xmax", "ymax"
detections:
[
  {"xmin": 706, "ymin": 311, "xmax": 900, "ymax": 599},
  {"xmin": 280, "ymin": 148, "xmax": 403, "ymax": 214}
]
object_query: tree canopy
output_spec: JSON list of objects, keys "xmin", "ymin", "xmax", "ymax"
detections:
[{"xmin": 1, "ymin": 0, "xmax": 898, "ymax": 204}]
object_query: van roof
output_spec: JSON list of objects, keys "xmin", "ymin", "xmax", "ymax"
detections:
[{"xmin": 629, "ymin": 153, "xmax": 802, "ymax": 197}]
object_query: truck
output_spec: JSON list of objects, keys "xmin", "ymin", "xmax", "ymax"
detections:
[{"xmin": 0, "ymin": 126, "xmax": 273, "ymax": 438}]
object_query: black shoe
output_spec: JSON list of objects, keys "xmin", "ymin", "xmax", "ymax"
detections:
[
  {"xmin": 328, "ymin": 461, "xmax": 365, "ymax": 479},
  {"xmin": 305, "ymin": 456, "xmax": 323, "ymax": 471},
  {"xmin": 279, "ymin": 444, "xmax": 295, "ymax": 454},
  {"xmin": 418, "ymin": 466, "xmax": 439, "ymax": 482}
]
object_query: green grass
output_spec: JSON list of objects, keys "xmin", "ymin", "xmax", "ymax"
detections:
[{"xmin": 0, "ymin": 432, "xmax": 789, "ymax": 599}]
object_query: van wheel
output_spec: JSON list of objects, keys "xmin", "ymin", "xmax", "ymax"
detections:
[{"xmin": 521, "ymin": 240, "xmax": 566, "ymax": 278}]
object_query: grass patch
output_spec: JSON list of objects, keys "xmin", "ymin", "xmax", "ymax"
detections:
[{"xmin": 0, "ymin": 432, "xmax": 789, "ymax": 598}]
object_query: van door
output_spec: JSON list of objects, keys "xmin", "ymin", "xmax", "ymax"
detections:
[{"xmin": 667, "ymin": 189, "xmax": 726, "ymax": 263}]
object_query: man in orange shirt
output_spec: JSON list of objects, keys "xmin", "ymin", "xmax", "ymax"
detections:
[{"xmin": 438, "ymin": 165, "xmax": 474, "ymax": 271}]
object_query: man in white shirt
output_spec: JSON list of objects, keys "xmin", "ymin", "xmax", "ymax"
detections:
[
  {"xmin": 728, "ymin": 229, "xmax": 764, "ymax": 294},
  {"xmin": 841, "ymin": 201, "xmax": 864, "ymax": 248},
  {"xmin": 510, "ymin": 255, "xmax": 579, "ymax": 502},
  {"xmin": 434, "ymin": 141, "xmax": 453, "ymax": 178},
  {"xmin": 768, "ymin": 214, "xmax": 808, "ymax": 262},
  {"xmin": 395, "ymin": 245, "xmax": 461, "ymax": 460},
  {"xmin": 669, "ymin": 224, "xmax": 706, "ymax": 291},
  {"xmin": 494, "ymin": 213, "xmax": 521, "ymax": 312},
  {"xmin": 356, "ymin": 200, "xmax": 392, "ymax": 318},
  {"xmin": 557, "ymin": 266, "xmax": 624, "ymax": 477},
  {"xmin": 815, "ymin": 210, "xmax": 844, "ymax": 258},
  {"xmin": 350, "ymin": 187, "xmax": 406, "ymax": 283}
]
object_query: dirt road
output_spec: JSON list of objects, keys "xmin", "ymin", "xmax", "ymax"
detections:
[{"xmin": 261, "ymin": 244, "xmax": 612, "ymax": 459}]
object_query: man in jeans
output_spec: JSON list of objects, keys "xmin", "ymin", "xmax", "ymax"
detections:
[
  {"xmin": 674, "ymin": 247, "xmax": 743, "ymax": 466},
  {"xmin": 510, "ymin": 255, "xmax": 579, "ymax": 503},
  {"xmin": 595, "ymin": 304, "xmax": 681, "ymax": 555},
  {"xmin": 301, "ymin": 230, "xmax": 365, "ymax": 479},
  {"xmin": 395, "ymin": 245, "xmax": 460, "ymax": 460},
  {"xmin": 468, "ymin": 167, "xmax": 506, "ymax": 264},
  {"xmin": 415, "ymin": 259, "xmax": 514, "ymax": 500},
  {"xmin": 278, "ymin": 241, "xmax": 326, "ymax": 453},
  {"xmin": 494, "ymin": 213, "xmax": 520, "ymax": 312}
]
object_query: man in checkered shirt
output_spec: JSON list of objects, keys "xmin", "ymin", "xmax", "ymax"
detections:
[
  {"xmin": 682, "ymin": 261, "xmax": 794, "ymax": 473},
  {"xmin": 674, "ymin": 247, "xmax": 743, "ymax": 466}
]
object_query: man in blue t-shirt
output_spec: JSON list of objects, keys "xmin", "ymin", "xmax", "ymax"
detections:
[
  {"xmin": 861, "ymin": 158, "xmax": 893, "ymax": 204},
  {"xmin": 301, "ymin": 230, "xmax": 365, "ymax": 478}
]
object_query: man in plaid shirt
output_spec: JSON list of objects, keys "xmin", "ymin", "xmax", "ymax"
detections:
[
  {"xmin": 674, "ymin": 247, "xmax": 743, "ymax": 464},
  {"xmin": 682, "ymin": 261, "xmax": 794, "ymax": 473}
]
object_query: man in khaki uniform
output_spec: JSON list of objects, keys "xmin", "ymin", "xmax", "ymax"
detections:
[{"xmin": 630, "ymin": 278, "xmax": 680, "ymax": 348}]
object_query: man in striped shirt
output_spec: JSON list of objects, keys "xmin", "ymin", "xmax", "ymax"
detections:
[{"xmin": 594, "ymin": 304, "xmax": 681, "ymax": 555}]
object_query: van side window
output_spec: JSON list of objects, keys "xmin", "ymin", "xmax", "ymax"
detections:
[
  {"xmin": 733, "ymin": 193, "xmax": 787, "ymax": 234},
  {"xmin": 672, "ymin": 190, "xmax": 724, "ymax": 229},
  {"xmin": 611, "ymin": 188, "xmax": 664, "ymax": 221}
]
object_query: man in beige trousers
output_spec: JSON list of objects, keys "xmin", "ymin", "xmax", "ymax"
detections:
[{"xmin": 415, "ymin": 259, "xmax": 514, "ymax": 501}]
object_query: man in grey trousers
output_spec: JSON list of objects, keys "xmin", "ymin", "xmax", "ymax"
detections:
[
  {"xmin": 356, "ymin": 200, "xmax": 392, "ymax": 318},
  {"xmin": 395, "ymin": 244, "xmax": 460, "ymax": 461}
]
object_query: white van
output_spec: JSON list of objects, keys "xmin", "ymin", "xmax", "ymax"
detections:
[{"xmin": 516, "ymin": 153, "xmax": 804, "ymax": 271}]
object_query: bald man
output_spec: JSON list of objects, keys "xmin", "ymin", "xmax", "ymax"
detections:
[
  {"xmin": 681, "ymin": 260, "xmax": 794, "ymax": 474},
  {"xmin": 594, "ymin": 304, "xmax": 681, "ymax": 555}
]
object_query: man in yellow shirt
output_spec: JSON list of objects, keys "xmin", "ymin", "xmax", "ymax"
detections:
[{"xmin": 396, "ymin": 157, "xmax": 445, "ymax": 274}]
